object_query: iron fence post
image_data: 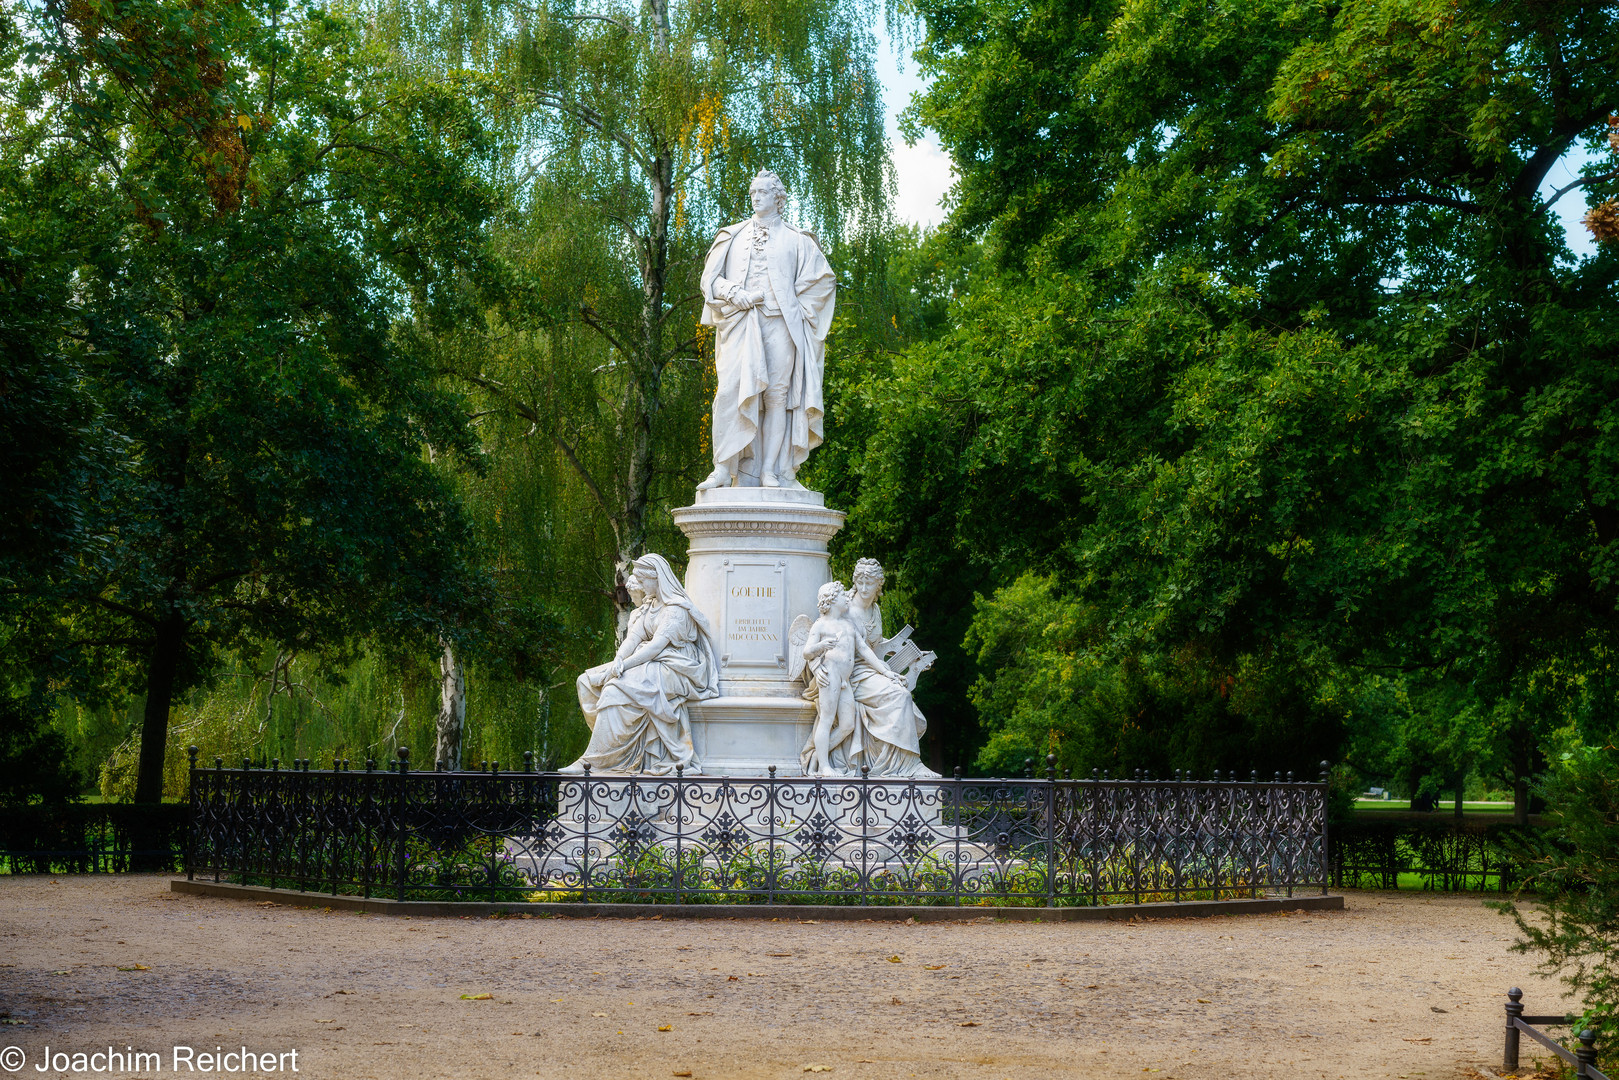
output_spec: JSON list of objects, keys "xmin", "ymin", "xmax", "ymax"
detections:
[
  {"xmin": 767, "ymin": 766, "xmax": 778, "ymax": 905},
  {"xmin": 1576, "ymin": 1029, "xmax": 1598, "ymax": 1079},
  {"xmin": 395, "ymin": 747, "xmax": 410, "ymax": 902},
  {"xmin": 675, "ymin": 765, "xmax": 686, "ymax": 906},
  {"xmin": 952, "ymin": 767, "xmax": 963, "ymax": 906},
  {"xmin": 1319, "ymin": 761, "xmax": 1331, "ymax": 896},
  {"xmin": 1045, "ymin": 755, "xmax": 1057, "ymax": 908},
  {"xmin": 185, "ymin": 746, "xmax": 199, "ymax": 881},
  {"xmin": 860, "ymin": 766, "xmax": 870, "ymax": 904},
  {"xmin": 582, "ymin": 764, "xmax": 593, "ymax": 905},
  {"xmin": 1504, "ymin": 987, "xmax": 1523, "ymax": 1072}
]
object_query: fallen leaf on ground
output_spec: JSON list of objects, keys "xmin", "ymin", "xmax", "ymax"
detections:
[
  {"xmin": 314, "ymin": 1019, "xmax": 335, "ymax": 1024},
  {"xmin": 891, "ymin": 997, "xmax": 902, "ymax": 1005},
  {"xmin": 256, "ymin": 901, "xmax": 279, "ymax": 907},
  {"xmin": 886, "ymin": 956, "xmax": 901, "ymax": 963},
  {"xmin": 460, "ymin": 993, "xmax": 493, "ymax": 1001},
  {"xmin": 658, "ymin": 1025, "xmax": 673, "ymax": 1032},
  {"xmin": 592, "ymin": 1012, "xmax": 607, "ymax": 1018},
  {"xmin": 803, "ymin": 1067, "xmax": 833, "ymax": 1074},
  {"xmin": 959, "ymin": 1021, "xmax": 980, "ymax": 1027},
  {"xmin": 1430, "ymin": 1007, "xmax": 1448, "ymax": 1013},
  {"xmin": 768, "ymin": 953, "xmax": 792, "ymax": 957},
  {"xmin": 1196, "ymin": 999, "xmax": 1211, "ymax": 1004},
  {"xmin": 924, "ymin": 965, "xmax": 946, "ymax": 970},
  {"xmin": 1085, "ymin": 984, "xmax": 1099, "ymax": 989},
  {"xmin": 726, "ymin": 976, "xmax": 739, "ymax": 981},
  {"xmin": 673, "ymin": 1072, "xmax": 693, "ymax": 1078},
  {"xmin": 117, "ymin": 964, "xmax": 151, "ymax": 972},
  {"xmin": 51, "ymin": 970, "xmax": 69, "ymax": 975},
  {"xmin": 1402, "ymin": 1037, "xmax": 1432, "ymax": 1044}
]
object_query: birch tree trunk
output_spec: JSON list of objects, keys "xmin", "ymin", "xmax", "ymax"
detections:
[{"xmin": 435, "ymin": 638, "xmax": 466, "ymax": 770}]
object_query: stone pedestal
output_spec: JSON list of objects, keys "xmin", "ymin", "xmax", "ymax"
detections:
[{"xmin": 672, "ymin": 487, "xmax": 845, "ymax": 776}]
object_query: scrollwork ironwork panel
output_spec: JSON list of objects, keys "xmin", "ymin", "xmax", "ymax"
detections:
[{"xmin": 185, "ymin": 763, "xmax": 1327, "ymax": 907}]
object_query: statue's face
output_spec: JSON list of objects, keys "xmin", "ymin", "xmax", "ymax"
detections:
[
  {"xmin": 830, "ymin": 593, "xmax": 850, "ymax": 618},
  {"xmin": 634, "ymin": 566, "xmax": 658, "ymax": 597},
  {"xmin": 853, "ymin": 576, "xmax": 879, "ymax": 603},
  {"xmin": 750, "ymin": 182, "xmax": 780, "ymax": 217},
  {"xmin": 627, "ymin": 579, "xmax": 647, "ymax": 605}
]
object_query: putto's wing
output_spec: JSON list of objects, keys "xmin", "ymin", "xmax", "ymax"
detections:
[{"xmin": 787, "ymin": 615, "xmax": 814, "ymax": 682}]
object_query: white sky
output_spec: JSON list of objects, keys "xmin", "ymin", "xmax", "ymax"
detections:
[
  {"xmin": 875, "ymin": 28, "xmax": 953, "ymax": 229},
  {"xmin": 874, "ymin": 33, "xmax": 1601, "ymax": 259}
]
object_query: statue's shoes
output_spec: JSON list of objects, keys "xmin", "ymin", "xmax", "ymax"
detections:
[
  {"xmin": 696, "ymin": 466, "xmax": 731, "ymax": 490},
  {"xmin": 761, "ymin": 472, "xmax": 782, "ymax": 488}
]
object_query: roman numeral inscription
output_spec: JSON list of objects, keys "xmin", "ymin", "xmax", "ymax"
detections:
[{"xmin": 722, "ymin": 561, "xmax": 786, "ymax": 666}]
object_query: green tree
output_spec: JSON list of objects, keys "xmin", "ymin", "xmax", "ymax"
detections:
[
  {"xmin": 844, "ymin": 0, "xmax": 1619, "ymax": 783},
  {"xmin": 368, "ymin": 0, "xmax": 892, "ymax": 636},
  {"xmin": 5, "ymin": 0, "xmax": 507, "ymax": 801}
]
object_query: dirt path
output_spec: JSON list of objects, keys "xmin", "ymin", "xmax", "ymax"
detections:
[{"xmin": 0, "ymin": 876, "xmax": 1564, "ymax": 1079}]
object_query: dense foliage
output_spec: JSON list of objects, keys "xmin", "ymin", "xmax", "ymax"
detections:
[
  {"xmin": 816, "ymin": 0, "xmax": 1619, "ymax": 797},
  {"xmin": 6, "ymin": 0, "xmax": 1618, "ymax": 823},
  {"xmin": 0, "ymin": 0, "xmax": 548, "ymax": 801},
  {"xmin": 1497, "ymin": 743, "xmax": 1619, "ymax": 1067}
]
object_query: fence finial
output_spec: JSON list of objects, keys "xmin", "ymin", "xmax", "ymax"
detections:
[
  {"xmin": 1577, "ymin": 1029, "xmax": 1598, "ymax": 1074},
  {"xmin": 523, "ymin": 751, "xmax": 534, "ymax": 773},
  {"xmin": 1046, "ymin": 754, "xmax": 1057, "ymax": 780},
  {"xmin": 187, "ymin": 746, "xmax": 199, "ymax": 769},
  {"xmin": 1320, "ymin": 760, "xmax": 1331, "ymax": 783}
]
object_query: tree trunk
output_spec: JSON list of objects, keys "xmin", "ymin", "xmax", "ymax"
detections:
[
  {"xmin": 435, "ymin": 638, "xmax": 466, "ymax": 770},
  {"xmin": 133, "ymin": 613, "xmax": 185, "ymax": 804},
  {"xmin": 611, "ymin": 135, "xmax": 675, "ymax": 642}
]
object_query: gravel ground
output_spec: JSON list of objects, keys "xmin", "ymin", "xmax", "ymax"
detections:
[{"xmin": 0, "ymin": 876, "xmax": 1565, "ymax": 1079}]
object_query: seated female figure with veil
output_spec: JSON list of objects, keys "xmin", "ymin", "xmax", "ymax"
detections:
[{"xmin": 564, "ymin": 553, "xmax": 720, "ymax": 775}]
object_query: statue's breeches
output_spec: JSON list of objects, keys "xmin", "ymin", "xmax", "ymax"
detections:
[{"xmin": 758, "ymin": 311, "xmax": 795, "ymax": 408}]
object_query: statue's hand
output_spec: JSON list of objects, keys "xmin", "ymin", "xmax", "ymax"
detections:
[
  {"xmin": 747, "ymin": 289, "xmax": 767, "ymax": 308},
  {"xmin": 609, "ymin": 659, "xmax": 625, "ymax": 679}
]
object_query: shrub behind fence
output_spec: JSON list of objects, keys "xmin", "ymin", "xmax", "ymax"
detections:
[{"xmin": 0, "ymin": 804, "xmax": 188, "ymax": 873}]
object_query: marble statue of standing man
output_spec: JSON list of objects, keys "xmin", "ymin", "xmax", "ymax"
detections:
[{"xmin": 697, "ymin": 170, "xmax": 837, "ymax": 491}]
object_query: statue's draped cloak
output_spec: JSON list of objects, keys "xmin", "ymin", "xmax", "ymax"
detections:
[{"xmin": 700, "ymin": 218, "xmax": 836, "ymax": 474}]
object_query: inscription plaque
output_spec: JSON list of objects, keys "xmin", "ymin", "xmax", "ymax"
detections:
[{"xmin": 721, "ymin": 560, "xmax": 787, "ymax": 667}]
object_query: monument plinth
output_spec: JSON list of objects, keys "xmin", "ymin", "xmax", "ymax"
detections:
[{"xmin": 672, "ymin": 486, "xmax": 844, "ymax": 775}]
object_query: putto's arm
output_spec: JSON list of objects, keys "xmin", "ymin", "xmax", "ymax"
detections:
[{"xmin": 853, "ymin": 631, "xmax": 897, "ymax": 679}]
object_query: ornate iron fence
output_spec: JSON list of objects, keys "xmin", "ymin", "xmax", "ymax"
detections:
[{"xmin": 185, "ymin": 748, "xmax": 1329, "ymax": 907}]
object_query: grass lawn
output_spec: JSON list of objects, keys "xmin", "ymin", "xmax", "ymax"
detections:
[{"xmin": 1352, "ymin": 799, "xmax": 1515, "ymax": 813}]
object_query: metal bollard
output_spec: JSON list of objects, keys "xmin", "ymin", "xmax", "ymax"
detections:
[
  {"xmin": 1503, "ymin": 988, "xmax": 1523, "ymax": 1072},
  {"xmin": 1576, "ymin": 1029, "xmax": 1597, "ymax": 1079}
]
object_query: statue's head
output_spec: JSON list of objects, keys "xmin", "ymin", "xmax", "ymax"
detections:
[
  {"xmin": 851, "ymin": 558, "xmax": 884, "ymax": 602},
  {"xmin": 749, "ymin": 170, "xmax": 789, "ymax": 217},
  {"xmin": 631, "ymin": 554, "xmax": 664, "ymax": 598},
  {"xmin": 817, "ymin": 580, "xmax": 847, "ymax": 615}
]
